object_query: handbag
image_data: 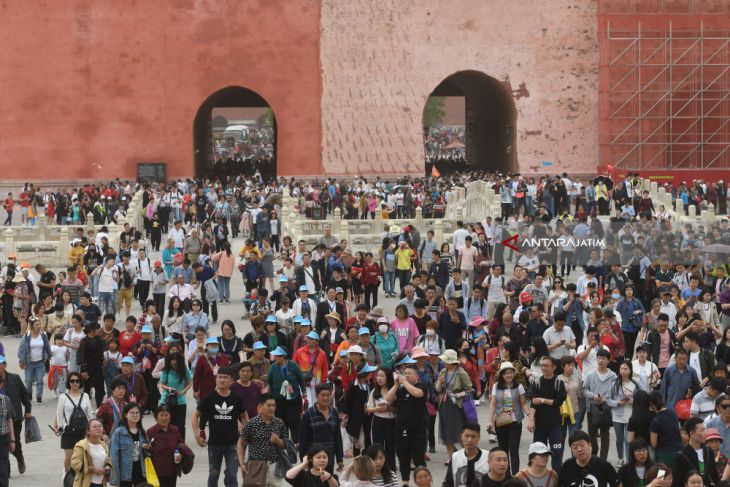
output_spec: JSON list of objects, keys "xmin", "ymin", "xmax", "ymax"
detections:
[
  {"xmin": 590, "ymin": 403, "xmax": 612, "ymax": 429},
  {"xmin": 145, "ymin": 457, "xmax": 160, "ymax": 487},
  {"xmin": 63, "ymin": 469, "xmax": 75, "ymax": 487},
  {"xmin": 242, "ymin": 459, "xmax": 269, "ymax": 487},
  {"xmin": 462, "ymin": 396, "xmax": 479, "ymax": 423},
  {"xmin": 24, "ymin": 416, "xmax": 42, "ymax": 443},
  {"xmin": 165, "ymin": 391, "xmax": 179, "ymax": 408},
  {"xmin": 495, "ymin": 411, "xmax": 513, "ymax": 428}
]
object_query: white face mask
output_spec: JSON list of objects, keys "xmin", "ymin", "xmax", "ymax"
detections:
[
  {"xmin": 426, "ymin": 329, "xmax": 436, "ymax": 336},
  {"xmin": 378, "ymin": 324, "xmax": 389, "ymax": 334}
]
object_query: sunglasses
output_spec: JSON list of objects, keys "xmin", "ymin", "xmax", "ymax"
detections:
[
  {"xmin": 69, "ymin": 379, "xmax": 81, "ymax": 384},
  {"xmin": 721, "ymin": 404, "xmax": 730, "ymax": 410}
]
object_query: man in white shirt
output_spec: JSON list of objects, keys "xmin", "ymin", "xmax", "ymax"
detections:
[
  {"xmin": 576, "ymin": 328, "xmax": 609, "ymax": 376},
  {"xmin": 483, "ymin": 265, "xmax": 509, "ymax": 320},
  {"xmin": 452, "ymin": 220, "xmax": 469, "ymax": 259},
  {"xmin": 517, "ymin": 248, "xmax": 540, "ymax": 279},
  {"xmin": 167, "ymin": 220, "xmax": 186, "ymax": 251},
  {"xmin": 457, "ymin": 236, "xmax": 479, "ymax": 289},
  {"xmin": 135, "ymin": 248, "xmax": 153, "ymax": 310},
  {"xmin": 575, "ymin": 266, "xmax": 599, "ymax": 297},
  {"xmin": 659, "ymin": 291, "xmax": 678, "ymax": 330},
  {"xmin": 542, "ymin": 312, "xmax": 576, "ymax": 360},
  {"xmin": 167, "ymin": 274, "xmax": 196, "ymax": 303},
  {"xmin": 293, "ymin": 286, "xmax": 317, "ymax": 322}
]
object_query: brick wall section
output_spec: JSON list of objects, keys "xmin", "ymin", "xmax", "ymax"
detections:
[{"xmin": 320, "ymin": 0, "xmax": 600, "ymax": 175}]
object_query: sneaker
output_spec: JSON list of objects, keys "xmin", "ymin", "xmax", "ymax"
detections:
[
  {"xmin": 429, "ymin": 446, "xmax": 436, "ymax": 453},
  {"xmin": 424, "ymin": 453, "xmax": 430, "ymax": 461},
  {"xmin": 36, "ymin": 398, "xmax": 42, "ymax": 405},
  {"xmin": 18, "ymin": 459, "xmax": 25, "ymax": 474},
  {"xmin": 615, "ymin": 459, "xmax": 624, "ymax": 468},
  {"xmin": 475, "ymin": 399, "xmax": 481, "ymax": 406}
]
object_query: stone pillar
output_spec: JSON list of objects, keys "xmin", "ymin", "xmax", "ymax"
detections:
[
  {"xmin": 374, "ymin": 207, "xmax": 382, "ymax": 235},
  {"xmin": 341, "ymin": 220, "xmax": 349, "ymax": 241},
  {"xmin": 4, "ymin": 229, "xmax": 15, "ymax": 260},
  {"xmin": 676, "ymin": 199, "xmax": 684, "ymax": 215},
  {"xmin": 38, "ymin": 214, "xmax": 48, "ymax": 241},
  {"xmin": 688, "ymin": 205, "xmax": 697, "ymax": 218},
  {"xmin": 707, "ymin": 203, "xmax": 716, "ymax": 223},
  {"xmin": 58, "ymin": 226, "xmax": 69, "ymax": 265},
  {"xmin": 294, "ymin": 219, "xmax": 304, "ymax": 243},
  {"xmin": 107, "ymin": 223, "xmax": 119, "ymax": 250},
  {"xmin": 455, "ymin": 208, "xmax": 463, "ymax": 221},
  {"xmin": 434, "ymin": 219, "xmax": 444, "ymax": 246},
  {"xmin": 415, "ymin": 206, "xmax": 423, "ymax": 230},
  {"xmin": 86, "ymin": 212, "xmax": 95, "ymax": 231},
  {"xmin": 650, "ymin": 181, "xmax": 658, "ymax": 195},
  {"xmin": 333, "ymin": 208, "xmax": 341, "ymax": 235}
]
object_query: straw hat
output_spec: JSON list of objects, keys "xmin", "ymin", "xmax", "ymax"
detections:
[
  {"xmin": 497, "ymin": 361, "xmax": 515, "ymax": 377},
  {"xmin": 438, "ymin": 349, "xmax": 460, "ymax": 365},
  {"xmin": 325, "ymin": 311, "xmax": 341, "ymax": 323},
  {"xmin": 369, "ymin": 306, "xmax": 385, "ymax": 318}
]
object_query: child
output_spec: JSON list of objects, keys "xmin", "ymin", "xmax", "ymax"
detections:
[
  {"xmin": 103, "ymin": 338, "xmax": 122, "ymax": 397},
  {"xmin": 48, "ymin": 333, "xmax": 69, "ymax": 396}
]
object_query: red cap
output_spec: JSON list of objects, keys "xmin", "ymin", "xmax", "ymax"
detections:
[
  {"xmin": 519, "ymin": 291, "xmax": 532, "ymax": 303},
  {"xmin": 153, "ymin": 260, "xmax": 162, "ymax": 268}
]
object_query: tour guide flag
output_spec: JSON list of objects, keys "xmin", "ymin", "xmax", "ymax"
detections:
[
  {"xmin": 432, "ymin": 166, "xmax": 441, "ymax": 178},
  {"xmin": 542, "ymin": 161, "xmax": 554, "ymax": 167}
]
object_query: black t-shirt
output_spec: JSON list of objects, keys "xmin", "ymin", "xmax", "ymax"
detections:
[
  {"xmin": 286, "ymin": 469, "xmax": 339, "ymax": 487},
  {"xmin": 39, "ymin": 271, "xmax": 55, "ymax": 298},
  {"xmin": 472, "ymin": 475, "xmax": 512, "ymax": 487},
  {"xmin": 79, "ymin": 304, "xmax": 101, "ymax": 324},
  {"xmin": 219, "ymin": 336, "xmax": 244, "ymax": 364},
  {"xmin": 558, "ymin": 456, "xmax": 617, "ymax": 487},
  {"xmin": 526, "ymin": 376, "xmax": 566, "ymax": 427},
  {"xmin": 626, "ymin": 411, "xmax": 654, "ymax": 445},
  {"xmin": 394, "ymin": 382, "xmax": 427, "ymax": 431},
  {"xmin": 197, "ymin": 390, "xmax": 245, "ymax": 446}
]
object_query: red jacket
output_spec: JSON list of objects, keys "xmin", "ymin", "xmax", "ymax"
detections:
[{"xmin": 193, "ymin": 353, "xmax": 231, "ymax": 401}]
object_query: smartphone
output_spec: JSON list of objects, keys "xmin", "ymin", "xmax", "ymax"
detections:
[{"xmin": 657, "ymin": 469, "xmax": 665, "ymax": 480}]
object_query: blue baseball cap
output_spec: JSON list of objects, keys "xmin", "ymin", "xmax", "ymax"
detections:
[
  {"xmin": 278, "ymin": 275, "xmax": 289, "ymax": 282},
  {"xmin": 358, "ymin": 364, "xmax": 377, "ymax": 375},
  {"xmin": 0, "ymin": 355, "xmax": 6, "ymax": 364},
  {"xmin": 293, "ymin": 315, "xmax": 303, "ymax": 323},
  {"xmin": 306, "ymin": 331, "xmax": 320, "ymax": 340},
  {"xmin": 271, "ymin": 346, "xmax": 287, "ymax": 356},
  {"xmin": 253, "ymin": 341, "xmax": 267, "ymax": 351},
  {"xmin": 358, "ymin": 327, "xmax": 371, "ymax": 336},
  {"xmin": 300, "ymin": 319, "xmax": 312, "ymax": 327},
  {"xmin": 141, "ymin": 325, "xmax": 153, "ymax": 334},
  {"xmin": 164, "ymin": 336, "xmax": 175, "ymax": 343},
  {"xmin": 396, "ymin": 355, "xmax": 417, "ymax": 366},
  {"xmin": 265, "ymin": 315, "xmax": 278, "ymax": 324},
  {"xmin": 298, "ymin": 285, "xmax": 308, "ymax": 292},
  {"xmin": 206, "ymin": 337, "xmax": 219, "ymax": 345},
  {"xmin": 121, "ymin": 356, "xmax": 135, "ymax": 365},
  {"xmin": 339, "ymin": 350, "xmax": 348, "ymax": 358}
]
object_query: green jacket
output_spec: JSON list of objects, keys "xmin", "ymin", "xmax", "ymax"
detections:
[{"xmin": 266, "ymin": 360, "xmax": 306, "ymax": 400}]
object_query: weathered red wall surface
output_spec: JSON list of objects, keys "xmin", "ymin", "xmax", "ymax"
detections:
[{"xmin": 0, "ymin": 0, "xmax": 322, "ymax": 179}]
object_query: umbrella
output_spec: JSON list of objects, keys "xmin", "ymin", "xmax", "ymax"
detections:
[
  {"xmin": 701, "ymin": 243, "xmax": 730, "ymax": 254},
  {"xmin": 593, "ymin": 176, "xmax": 614, "ymax": 190}
]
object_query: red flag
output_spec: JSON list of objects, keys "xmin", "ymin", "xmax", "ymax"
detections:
[{"xmin": 431, "ymin": 166, "xmax": 441, "ymax": 178}]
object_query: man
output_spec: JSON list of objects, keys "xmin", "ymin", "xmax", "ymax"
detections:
[
  {"xmin": 116, "ymin": 251, "xmax": 136, "ymax": 317},
  {"xmin": 523, "ymin": 274, "xmax": 549, "ymax": 305},
  {"xmin": 295, "ymin": 253, "xmax": 322, "ymax": 297},
  {"xmin": 428, "ymin": 250, "xmax": 450, "ymax": 291},
  {"xmin": 0, "ymin": 374, "xmax": 16, "ymax": 486},
  {"xmin": 542, "ymin": 312, "xmax": 576, "ymax": 362},
  {"xmin": 576, "ymin": 328, "xmax": 609, "ymax": 377},
  {"xmin": 399, "ymin": 285, "xmax": 418, "ymax": 316},
  {"xmin": 581, "ymin": 349, "xmax": 617, "ymax": 460},
  {"xmin": 192, "ymin": 261, "xmax": 219, "ymax": 324},
  {"xmin": 34, "ymin": 263, "xmax": 56, "ymax": 301},
  {"xmin": 318, "ymin": 226, "xmax": 338, "ymax": 249},
  {"xmin": 167, "ymin": 220, "xmax": 186, "ymax": 252},
  {"xmin": 558, "ymin": 284, "xmax": 589, "ymax": 346},
  {"xmin": 299, "ymin": 384, "xmax": 344, "ymax": 473},
  {"xmin": 575, "ymin": 266, "xmax": 598, "ymax": 298},
  {"xmin": 660, "ymin": 348, "xmax": 700, "ymax": 410},
  {"xmin": 183, "ymin": 228, "xmax": 203, "ymax": 263},
  {"xmin": 114, "ymin": 356, "xmax": 148, "ymax": 411},
  {"xmin": 452, "ymin": 220, "xmax": 469, "ymax": 261},
  {"xmin": 267, "ymin": 347, "xmax": 307, "ymax": 442},
  {"xmin": 238, "ymin": 393, "xmax": 288, "ymax": 487},
  {"xmin": 384, "ymin": 364, "xmax": 427, "ymax": 484},
  {"xmin": 517, "ymin": 248, "xmax": 540, "ymax": 280},
  {"xmin": 194, "ymin": 367, "xmax": 246, "ymax": 487},
  {"xmin": 682, "ymin": 330, "xmax": 715, "ymax": 383},
  {"xmin": 482, "ymin": 265, "xmax": 509, "ymax": 320},
  {"xmin": 470, "ymin": 447, "xmax": 511, "ymax": 487},
  {"xmin": 443, "ymin": 422, "xmax": 489, "ymax": 487},
  {"xmin": 464, "ymin": 285, "xmax": 488, "ymax": 323},
  {"xmin": 418, "ymin": 230, "xmax": 436, "ymax": 272},
  {"xmin": 171, "ymin": 257, "xmax": 194, "ymax": 284},
  {"xmin": 167, "ymin": 274, "xmax": 196, "ymax": 310},
  {"xmin": 457, "ymin": 236, "xmax": 479, "ymax": 289},
  {"xmin": 0, "ymin": 355, "xmax": 29, "ymax": 475},
  {"xmin": 292, "ymin": 331, "xmax": 330, "ymax": 404},
  {"xmin": 230, "ymin": 361, "xmax": 263, "ymax": 427},
  {"xmin": 659, "ymin": 290, "xmax": 678, "ymax": 329},
  {"xmin": 315, "ymin": 287, "xmax": 346, "ymax": 333},
  {"xmin": 558, "ymin": 431, "xmax": 617, "ymax": 487},
  {"xmin": 707, "ymin": 396, "xmax": 730, "ymax": 458},
  {"xmin": 270, "ymin": 276, "xmax": 295, "ymax": 311},
  {"xmin": 672, "ymin": 417, "xmax": 720, "ymax": 487},
  {"xmin": 92, "ymin": 257, "xmax": 118, "ymax": 317},
  {"xmin": 527, "ymin": 356, "xmax": 567, "ymax": 471},
  {"xmin": 495, "ymin": 311, "xmax": 522, "ymax": 345},
  {"xmin": 78, "ymin": 322, "xmax": 106, "ymax": 406},
  {"xmin": 243, "ymin": 252, "xmax": 264, "ymax": 292},
  {"xmin": 77, "ymin": 292, "xmax": 101, "ymax": 325}
]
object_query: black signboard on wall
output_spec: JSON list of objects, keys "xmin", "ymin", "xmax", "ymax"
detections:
[{"xmin": 137, "ymin": 163, "xmax": 167, "ymax": 183}]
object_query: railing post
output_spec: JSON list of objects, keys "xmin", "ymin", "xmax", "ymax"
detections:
[{"xmin": 4, "ymin": 229, "xmax": 15, "ymax": 260}]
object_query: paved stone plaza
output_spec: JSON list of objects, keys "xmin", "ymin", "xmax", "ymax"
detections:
[{"xmin": 2, "ymin": 232, "xmax": 621, "ymax": 486}]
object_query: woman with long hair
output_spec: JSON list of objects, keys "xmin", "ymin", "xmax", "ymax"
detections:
[
  {"xmin": 211, "ymin": 241, "xmax": 235, "ymax": 303},
  {"xmin": 609, "ymin": 359, "xmax": 640, "ymax": 464},
  {"xmin": 456, "ymin": 338, "xmax": 481, "ymax": 401},
  {"xmin": 350, "ymin": 252, "xmax": 365, "ymax": 306},
  {"xmin": 342, "ymin": 364, "xmax": 376, "ymax": 457},
  {"xmin": 69, "ymin": 419, "xmax": 112, "ymax": 487},
  {"xmin": 159, "ymin": 351, "xmax": 192, "ymax": 440},
  {"xmin": 527, "ymin": 337, "xmax": 550, "ymax": 383},
  {"xmin": 617, "ymin": 438, "xmax": 655, "ymax": 487},
  {"xmin": 488, "ymin": 361, "xmax": 529, "ymax": 475},
  {"xmin": 56, "ymin": 371, "xmax": 95, "ymax": 472},
  {"xmin": 627, "ymin": 389, "xmax": 654, "ymax": 446},
  {"xmin": 715, "ymin": 326, "xmax": 730, "ymax": 366},
  {"xmin": 110, "ymin": 402, "xmax": 149, "ymax": 487},
  {"xmin": 547, "ymin": 277, "xmax": 566, "ymax": 318},
  {"xmin": 366, "ymin": 368, "xmax": 396, "ymax": 471},
  {"xmin": 164, "ymin": 296, "xmax": 185, "ymax": 340}
]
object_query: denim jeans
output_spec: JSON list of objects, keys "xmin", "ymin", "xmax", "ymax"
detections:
[
  {"xmin": 25, "ymin": 360, "xmax": 44, "ymax": 400},
  {"xmin": 613, "ymin": 421, "xmax": 628, "ymax": 461},
  {"xmin": 89, "ymin": 273, "xmax": 99, "ymax": 298},
  {"xmin": 217, "ymin": 276, "xmax": 231, "ymax": 301},
  {"xmin": 207, "ymin": 444, "xmax": 238, "ymax": 487},
  {"xmin": 383, "ymin": 271, "xmax": 396, "ymax": 294},
  {"xmin": 98, "ymin": 292, "xmax": 115, "ymax": 317},
  {"xmin": 534, "ymin": 422, "xmax": 563, "ymax": 472}
]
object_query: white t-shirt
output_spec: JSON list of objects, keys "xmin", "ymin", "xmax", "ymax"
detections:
[
  {"xmin": 98, "ymin": 266, "xmax": 118, "ymax": 293},
  {"xmin": 275, "ymin": 308, "xmax": 295, "ymax": 331},
  {"xmin": 484, "ymin": 275, "xmax": 506, "ymax": 303},
  {"xmin": 491, "ymin": 383, "xmax": 526, "ymax": 421},
  {"xmin": 64, "ymin": 329, "xmax": 86, "ymax": 351},
  {"xmin": 29, "ymin": 335, "xmax": 45, "ymax": 362},
  {"xmin": 89, "ymin": 442, "xmax": 107, "ymax": 484},
  {"xmin": 453, "ymin": 228, "xmax": 469, "ymax": 251},
  {"xmin": 517, "ymin": 255, "xmax": 540, "ymax": 271},
  {"xmin": 577, "ymin": 344, "xmax": 609, "ymax": 376},
  {"xmin": 543, "ymin": 326, "xmax": 576, "ymax": 359},
  {"xmin": 168, "ymin": 228, "xmax": 185, "ymax": 248},
  {"xmin": 689, "ymin": 351, "xmax": 702, "ymax": 382},
  {"xmin": 50, "ymin": 344, "xmax": 69, "ymax": 366}
]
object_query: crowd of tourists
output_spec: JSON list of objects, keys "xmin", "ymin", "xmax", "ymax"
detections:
[{"xmin": 0, "ymin": 170, "xmax": 730, "ymax": 487}]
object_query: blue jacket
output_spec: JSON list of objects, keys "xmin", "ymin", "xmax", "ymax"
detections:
[
  {"xmin": 17, "ymin": 332, "xmax": 51, "ymax": 365},
  {"xmin": 110, "ymin": 424, "xmax": 148, "ymax": 484},
  {"xmin": 616, "ymin": 297, "xmax": 645, "ymax": 334},
  {"xmin": 660, "ymin": 363, "xmax": 700, "ymax": 411},
  {"xmin": 558, "ymin": 297, "xmax": 588, "ymax": 334}
]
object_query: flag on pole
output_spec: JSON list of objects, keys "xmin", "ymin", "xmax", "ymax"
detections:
[
  {"xmin": 541, "ymin": 161, "xmax": 554, "ymax": 167},
  {"xmin": 431, "ymin": 166, "xmax": 441, "ymax": 178}
]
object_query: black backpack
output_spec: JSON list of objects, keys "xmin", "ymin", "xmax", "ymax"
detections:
[
  {"xmin": 119, "ymin": 265, "xmax": 133, "ymax": 288},
  {"xmin": 64, "ymin": 393, "xmax": 88, "ymax": 434}
]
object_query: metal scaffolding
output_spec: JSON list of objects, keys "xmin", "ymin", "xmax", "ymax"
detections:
[{"xmin": 603, "ymin": 21, "xmax": 730, "ymax": 170}]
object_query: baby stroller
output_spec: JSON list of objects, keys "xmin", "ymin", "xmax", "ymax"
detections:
[{"xmin": 241, "ymin": 289, "xmax": 258, "ymax": 319}]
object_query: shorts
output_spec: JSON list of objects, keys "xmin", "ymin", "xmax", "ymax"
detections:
[{"xmin": 117, "ymin": 288, "xmax": 133, "ymax": 308}]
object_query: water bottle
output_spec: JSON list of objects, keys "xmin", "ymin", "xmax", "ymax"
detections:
[{"xmin": 174, "ymin": 448, "xmax": 182, "ymax": 464}]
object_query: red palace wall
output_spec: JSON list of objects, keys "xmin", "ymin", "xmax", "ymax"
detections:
[{"xmin": 0, "ymin": 0, "xmax": 322, "ymax": 180}]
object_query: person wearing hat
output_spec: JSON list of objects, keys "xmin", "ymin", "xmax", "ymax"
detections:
[
  {"xmin": 266, "ymin": 346, "xmax": 307, "ymax": 441},
  {"xmin": 287, "ymin": 316, "xmax": 309, "ymax": 356},
  {"xmin": 443, "ymin": 421, "xmax": 489, "ymax": 487},
  {"xmin": 356, "ymin": 327, "xmax": 382, "ymax": 366},
  {"xmin": 315, "ymin": 288, "xmax": 346, "ymax": 335},
  {"xmin": 435, "ymin": 349, "xmax": 474, "ymax": 458},
  {"xmin": 262, "ymin": 314, "xmax": 287, "ymax": 354},
  {"xmin": 292, "ymin": 330, "xmax": 329, "ymax": 405},
  {"xmin": 271, "ymin": 275, "xmax": 296, "ymax": 311},
  {"xmin": 114, "ymin": 356, "xmax": 149, "ymax": 410},
  {"xmin": 342, "ymin": 363, "xmax": 377, "ymax": 456},
  {"xmin": 672, "ymin": 417, "xmax": 720, "ymax": 487},
  {"xmin": 341, "ymin": 345, "xmax": 368, "ymax": 393},
  {"xmin": 334, "ymin": 323, "xmax": 359, "ymax": 365},
  {"xmin": 486, "ymin": 361, "xmax": 529, "ymax": 475},
  {"xmin": 293, "ymin": 284, "xmax": 317, "ymax": 323},
  {"xmin": 514, "ymin": 441, "xmax": 557, "ymax": 486},
  {"xmin": 373, "ymin": 317, "xmax": 400, "ymax": 370},
  {"xmin": 77, "ymin": 322, "xmax": 106, "ymax": 406},
  {"xmin": 193, "ymin": 336, "xmax": 231, "ymax": 403},
  {"xmin": 249, "ymin": 340, "xmax": 271, "ymax": 381}
]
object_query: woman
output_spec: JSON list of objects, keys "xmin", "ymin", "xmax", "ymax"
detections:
[
  {"xmin": 263, "ymin": 315, "xmax": 288, "ymax": 352},
  {"xmin": 350, "ymin": 252, "xmax": 365, "ymax": 306},
  {"xmin": 342, "ymin": 364, "xmax": 376, "ymax": 457},
  {"xmin": 617, "ymin": 438, "xmax": 654, "ymax": 487},
  {"xmin": 609, "ymin": 360, "xmax": 639, "ymax": 464},
  {"xmin": 186, "ymin": 326, "xmax": 208, "ymax": 371},
  {"xmin": 380, "ymin": 240, "xmax": 397, "ymax": 298},
  {"xmin": 515, "ymin": 441, "xmax": 558, "ymax": 487},
  {"xmin": 488, "ymin": 361, "xmax": 528, "ymax": 475},
  {"xmin": 627, "ymin": 389, "xmax": 654, "ymax": 446},
  {"xmin": 715, "ymin": 327, "xmax": 730, "ymax": 366},
  {"xmin": 558, "ymin": 356, "xmax": 582, "ymax": 441},
  {"xmin": 164, "ymin": 296, "xmax": 185, "ymax": 339},
  {"xmin": 694, "ymin": 290, "xmax": 723, "ymax": 349},
  {"xmin": 361, "ymin": 252, "xmax": 381, "ymax": 310},
  {"xmin": 56, "ymin": 371, "xmax": 95, "ymax": 472},
  {"xmin": 218, "ymin": 320, "xmax": 245, "ymax": 364},
  {"xmin": 260, "ymin": 238, "xmax": 276, "ymax": 293},
  {"xmin": 161, "ymin": 239, "xmax": 178, "ymax": 278},
  {"xmin": 389, "ymin": 304, "xmax": 420, "ymax": 354},
  {"xmin": 250, "ymin": 341, "xmax": 271, "ymax": 381},
  {"xmin": 159, "ymin": 351, "xmax": 192, "ymax": 440},
  {"xmin": 285, "ymin": 443, "xmax": 340, "ymax": 487},
  {"xmin": 413, "ymin": 466, "xmax": 434, "ymax": 487},
  {"xmin": 138, "ymin": 300, "xmax": 160, "ymax": 332},
  {"xmin": 439, "ymin": 243, "xmax": 454, "ymax": 271},
  {"xmin": 415, "ymin": 320, "xmax": 445, "ymax": 357},
  {"xmin": 644, "ymin": 463, "xmax": 673, "ymax": 486},
  {"xmin": 61, "ymin": 290, "xmax": 77, "ymax": 318},
  {"xmin": 456, "ymin": 338, "xmax": 481, "ymax": 401},
  {"xmin": 616, "ymin": 285, "xmax": 645, "ymax": 359},
  {"xmin": 547, "ymin": 277, "xmax": 566, "ymax": 317},
  {"xmin": 413, "ymin": 347, "xmax": 439, "ymax": 454},
  {"xmin": 69, "ymin": 418, "xmax": 112, "ymax": 487},
  {"xmin": 64, "ymin": 314, "xmax": 86, "ymax": 374},
  {"xmin": 366, "ymin": 368, "xmax": 396, "ymax": 471},
  {"xmin": 527, "ymin": 337, "xmax": 550, "ymax": 384},
  {"xmin": 341, "ymin": 346, "xmax": 367, "ymax": 393},
  {"xmin": 372, "ymin": 318, "xmax": 399, "ymax": 370},
  {"xmin": 211, "ymin": 241, "xmax": 235, "ymax": 303},
  {"xmin": 18, "ymin": 317, "xmax": 51, "ymax": 403},
  {"xmin": 109, "ymin": 402, "xmax": 149, "ymax": 487},
  {"xmin": 435, "ymin": 349, "xmax": 473, "ymax": 459},
  {"xmin": 182, "ymin": 299, "xmax": 209, "ymax": 342},
  {"xmin": 146, "ymin": 405, "xmax": 185, "ymax": 487}
]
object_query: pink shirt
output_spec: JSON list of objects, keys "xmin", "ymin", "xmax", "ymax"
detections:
[
  {"xmin": 390, "ymin": 317, "xmax": 420, "ymax": 352},
  {"xmin": 658, "ymin": 330, "xmax": 671, "ymax": 368},
  {"xmin": 211, "ymin": 250, "xmax": 236, "ymax": 278},
  {"xmin": 459, "ymin": 245, "xmax": 478, "ymax": 271}
]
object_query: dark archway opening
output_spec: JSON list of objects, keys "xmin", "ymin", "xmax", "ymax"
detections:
[
  {"xmin": 193, "ymin": 86, "xmax": 276, "ymax": 181},
  {"xmin": 423, "ymin": 70, "xmax": 516, "ymax": 176}
]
